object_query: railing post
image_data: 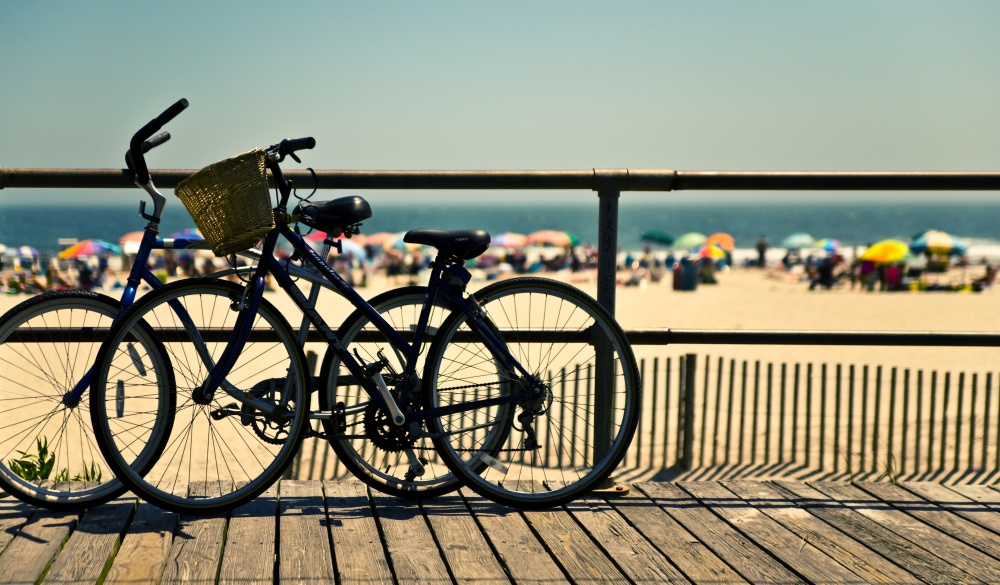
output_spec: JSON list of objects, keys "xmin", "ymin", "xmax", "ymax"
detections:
[
  {"xmin": 592, "ymin": 175, "xmax": 627, "ymax": 492},
  {"xmin": 678, "ymin": 353, "xmax": 697, "ymax": 471}
]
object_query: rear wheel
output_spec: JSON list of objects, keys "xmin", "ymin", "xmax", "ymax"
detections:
[
  {"xmin": 424, "ymin": 277, "xmax": 640, "ymax": 508},
  {"xmin": 0, "ymin": 291, "xmax": 171, "ymax": 510}
]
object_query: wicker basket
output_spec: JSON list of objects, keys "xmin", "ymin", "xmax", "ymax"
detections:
[{"xmin": 174, "ymin": 148, "xmax": 274, "ymax": 257}]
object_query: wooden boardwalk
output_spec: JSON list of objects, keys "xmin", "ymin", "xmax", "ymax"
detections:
[{"xmin": 2, "ymin": 480, "xmax": 1000, "ymax": 584}]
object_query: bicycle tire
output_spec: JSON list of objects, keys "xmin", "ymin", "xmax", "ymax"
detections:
[
  {"xmin": 424, "ymin": 277, "xmax": 640, "ymax": 508},
  {"xmin": 317, "ymin": 286, "xmax": 461, "ymax": 497},
  {"xmin": 0, "ymin": 290, "xmax": 174, "ymax": 510},
  {"xmin": 90, "ymin": 278, "xmax": 309, "ymax": 515}
]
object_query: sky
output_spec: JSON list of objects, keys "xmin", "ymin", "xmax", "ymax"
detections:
[{"xmin": 2, "ymin": 0, "xmax": 999, "ymax": 205}]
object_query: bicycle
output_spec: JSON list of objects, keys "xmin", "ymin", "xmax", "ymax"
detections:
[
  {"xmin": 88, "ymin": 138, "xmax": 641, "ymax": 514},
  {"xmin": 0, "ymin": 100, "xmax": 455, "ymax": 510}
]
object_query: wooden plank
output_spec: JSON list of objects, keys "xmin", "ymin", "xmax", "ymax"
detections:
[
  {"xmin": 520, "ymin": 504, "xmax": 630, "ymax": 585},
  {"xmin": 420, "ymin": 493, "xmax": 510, "ymax": 585},
  {"xmin": 772, "ymin": 481, "xmax": 983, "ymax": 585},
  {"xmin": 279, "ymin": 480, "xmax": 335, "ymax": 584},
  {"xmin": 949, "ymin": 483, "xmax": 1000, "ymax": 507},
  {"xmin": 160, "ymin": 483, "xmax": 228, "ymax": 585},
  {"xmin": 218, "ymin": 484, "xmax": 277, "ymax": 585},
  {"xmin": 103, "ymin": 502, "xmax": 176, "ymax": 585},
  {"xmin": 851, "ymin": 482, "xmax": 1000, "ymax": 562},
  {"xmin": 636, "ymin": 482, "xmax": 804, "ymax": 584},
  {"xmin": 369, "ymin": 488, "xmax": 452, "ymax": 584},
  {"xmin": 607, "ymin": 491, "xmax": 749, "ymax": 584},
  {"xmin": 0, "ymin": 507, "xmax": 79, "ymax": 585},
  {"xmin": 903, "ymin": 481, "xmax": 1000, "ymax": 534},
  {"xmin": 323, "ymin": 480, "xmax": 393, "ymax": 585},
  {"xmin": 566, "ymin": 494, "xmax": 691, "ymax": 584},
  {"xmin": 43, "ymin": 498, "xmax": 134, "ymax": 584},
  {"xmin": 679, "ymin": 481, "xmax": 871, "ymax": 584},
  {"xmin": 0, "ymin": 496, "xmax": 31, "ymax": 554},
  {"xmin": 461, "ymin": 489, "xmax": 569, "ymax": 585},
  {"xmin": 722, "ymin": 480, "xmax": 921, "ymax": 585},
  {"xmin": 811, "ymin": 482, "xmax": 1000, "ymax": 582}
]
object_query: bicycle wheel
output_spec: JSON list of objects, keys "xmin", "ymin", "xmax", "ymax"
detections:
[
  {"xmin": 90, "ymin": 278, "xmax": 309, "ymax": 515},
  {"xmin": 317, "ymin": 286, "xmax": 460, "ymax": 497},
  {"xmin": 0, "ymin": 290, "xmax": 171, "ymax": 510},
  {"xmin": 424, "ymin": 277, "xmax": 640, "ymax": 508}
]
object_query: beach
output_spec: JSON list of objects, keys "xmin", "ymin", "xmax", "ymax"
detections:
[{"xmin": 2, "ymin": 259, "xmax": 998, "ymax": 372}]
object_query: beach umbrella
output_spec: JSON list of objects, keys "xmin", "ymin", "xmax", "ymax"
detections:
[
  {"xmin": 362, "ymin": 232, "xmax": 397, "ymax": 247},
  {"xmin": 909, "ymin": 230, "xmax": 968, "ymax": 256},
  {"xmin": 18, "ymin": 246, "xmax": 39, "ymax": 259},
  {"xmin": 491, "ymin": 232, "xmax": 528, "ymax": 247},
  {"xmin": 169, "ymin": 228, "xmax": 203, "ymax": 240},
  {"xmin": 384, "ymin": 232, "xmax": 422, "ymax": 253},
  {"xmin": 119, "ymin": 231, "xmax": 146, "ymax": 255},
  {"xmin": 693, "ymin": 243, "xmax": 726, "ymax": 260},
  {"xmin": 58, "ymin": 239, "xmax": 121, "ymax": 259},
  {"xmin": 812, "ymin": 238, "xmax": 842, "ymax": 253},
  {"xmin": 859, "ymin": 239, "xmax": 909, "ymax": 264},
  {"xmin": 526, "ymin": 230, "xmax": 579, "ymax": 247},
  {"xmin": 781, "ymin": 232, "xmax": 815, "ymax": 249},
  {"xmin": 0, "ymin": 244, "xmax": 6, "ymax": 255},
  {"xmin": 672, "ymin": 232, "xmax": 707, "ymax": 251},
  {"xmin": 640, "ymin": 230, "xmax": 675, "ymax": 246},
  {"xmin": 705, "ymin": 232, "xmax": 735, "ymax": 252}
]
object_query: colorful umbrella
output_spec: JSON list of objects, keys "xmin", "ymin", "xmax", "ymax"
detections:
[
  {"xmin": 384, "ymin": 232, "xmax": 423, "ymax": 253},
  {"xmin": 672, "ymin": 232, "xmax": 707, "ymax": 251},
  {"xmin": 859, "ymin": 239, "xmax": 909, "ymax": 264},
  {"xmin": 362, "ymin": 232, "xmax": 397, "ymax": 247},
  {"xmin": 705, "ymin": 232, "xmax": 735, "ymax": 252},
  {"xmin": 58, "ymin": 239, "xmax": 121, "ymax": 259},
  {"xmin": 526, "ymin": 230, "xmax": 579, "ymax": 247},
  {"xmin": 909, "ymin": 230, "xmax": 968, "ymax": 256},
  {"xmin": 640, "ymin": 230, "xmax": 675, "ymax": 246},
  {"xmin": 812, "ymin": 238, "xmax": 842, "ymax": 253},
  {"xmin": 781, "ymin": 232, "xmax": 815, "ymax": 249},
  {"xmin": 693, "ymin": 243, "xmax": 727, "ymax": 260},
  {"xmin": 119, "ymin": 231, "xmax": 147, "ymax": 255},
  {"xmin": 18, "ymin": 246, "xmax": 39, "ymax": 258},
  {"xmin": 169, "ymin": 228, "xmax": 203, "ymax": 240},
  {"xmin": 491, "ymin": 232, "xmax": 528, "ymax": 247}
]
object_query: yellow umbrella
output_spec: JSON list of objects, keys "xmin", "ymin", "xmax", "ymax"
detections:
[{"xmin": 859, "ymin": 240, "xmax": 909, "ymax": 264}]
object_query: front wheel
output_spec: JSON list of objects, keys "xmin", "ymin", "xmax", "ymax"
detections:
[
  {"xmin": 90, "ymin": 279, "xmax": 309, "ymax": 515},
  {"xmin": 424, "ymin": 277, "xmax": 640, "ymax": 508}
]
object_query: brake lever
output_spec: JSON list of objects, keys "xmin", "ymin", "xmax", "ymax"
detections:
[{"xmin": 289, "ymin": 152, "xmax": 302, "ymax": 163}]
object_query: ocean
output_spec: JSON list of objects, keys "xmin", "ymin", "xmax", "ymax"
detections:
[{"xmin": 4, "ymin": 196, "xmax": 1000, "ymax": 259}]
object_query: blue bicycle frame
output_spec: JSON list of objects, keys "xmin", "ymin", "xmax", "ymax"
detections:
[{"xmin": 194, "ymin": 162, "xmax": 537, "ymax": 426}]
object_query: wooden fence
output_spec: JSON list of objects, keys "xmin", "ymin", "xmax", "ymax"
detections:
[{"xmin": 290, "ymin": 353, "xmax": 1000, "ymax": 484}]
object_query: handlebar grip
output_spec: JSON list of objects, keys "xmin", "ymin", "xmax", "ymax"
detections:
[
  {"xmin": 130, "ymin": 98, "xmax": 188, "ymax": 184},
  {"xmin": 143, "ymin": 131, "xmax": 171, "ymax": 153},
  {"xmin": 282, "ymin": 137, "xmax": 316, "ymax": 153},
  {"xmin": 154, "ymin": 99, "xmax": 189, "ymax": 127}
]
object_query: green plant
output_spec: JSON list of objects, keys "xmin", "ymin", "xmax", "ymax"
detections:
[
  {"xmin": 8, "ymin": 437, "xmax": 103, "ymax": 483},
  {"xmin": 875, "ymin": 454, "xmax": 899, "ymax": 485},
  {"xmin": 8, "ymin": 437, "xmax": 56, "ymax": 481}
]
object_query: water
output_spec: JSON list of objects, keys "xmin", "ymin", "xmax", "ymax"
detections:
[{"xmin": 3, "ymin": 197, "xmax": 1000, "ymax": 257}]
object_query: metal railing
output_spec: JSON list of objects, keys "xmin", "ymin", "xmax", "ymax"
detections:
[{"xmin": 6, "ymin": 166, "xmax": 1000, "ymax": 481}]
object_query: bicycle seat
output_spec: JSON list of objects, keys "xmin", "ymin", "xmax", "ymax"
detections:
[
  {"xmin": 404, "ymin": 229, "xmax": 491, "ymax": 260},
  {"xmin": 294, "ymin": 196, "xmax": 372, "ymax": 234}
]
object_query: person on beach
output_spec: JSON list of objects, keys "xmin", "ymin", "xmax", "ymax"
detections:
[{"xmin": 756, "ymin": 235, "xmax": 769, "ymax": 268}]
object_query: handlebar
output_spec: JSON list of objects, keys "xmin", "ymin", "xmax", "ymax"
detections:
[
  {"xmin": 269, "ymin": 137, "xmax": 316, "ymax": 163},
  {"xmin": 128, "ymin": 98, "xmax": 189, "ymax": 184}
]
